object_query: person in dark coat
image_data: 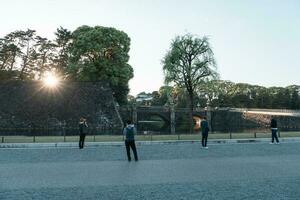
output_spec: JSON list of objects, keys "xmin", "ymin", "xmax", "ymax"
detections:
[
  {"xmin": 270, "ymin": 118, "xmax": 279, "ymax": 144},
  {"xmin": 79, "ymin": 117, "xmax": 88, "ymax": 149},
  {"xmin": 123, "ymin": 120, "xmax": 138, "ymax": 161},
  {"xmin": 200, "ymin": 117, "xmax": 209, "ymax": 149}
]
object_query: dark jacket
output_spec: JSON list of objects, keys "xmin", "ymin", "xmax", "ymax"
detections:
[
  {"xmin": 200, "ymin": 120, "xmax": 209, "ymax": 134},
  {"xmin": 270, "ymin": 119, "xmax": 277, "ymax": 129},
  {"xmin": 79, "ymin": 122, "xmax": 88, "ymax": 134}
]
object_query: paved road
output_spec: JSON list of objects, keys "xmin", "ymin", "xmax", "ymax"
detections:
[{"xmin": 0, "ymin": 142, "xmax": 300, "ymax": 200}]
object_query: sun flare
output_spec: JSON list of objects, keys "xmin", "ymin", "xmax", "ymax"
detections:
[{"xmin": 43, "ymin": 72, "xmax": 60, "ymax": 88}]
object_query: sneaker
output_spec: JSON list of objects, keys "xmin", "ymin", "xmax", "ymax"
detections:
[
  {"xmin": 269, "ymin": 142, "xmax": 274, "ymax": 144},
  {"xmin": 205, "ymin": 147, "xmax": 208, "ymax": 149},
  {"xmin": 276, "ymin": 142, "xmax": 280, "ymax": 145}
]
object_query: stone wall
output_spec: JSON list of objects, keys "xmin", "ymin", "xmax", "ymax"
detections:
[{"xmin": 0, "ymin": 81, "xmax": 123, "ymax": 135}]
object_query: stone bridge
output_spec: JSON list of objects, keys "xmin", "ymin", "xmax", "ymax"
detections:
[{"xmin": 119, "ymin": 105, "xmax": 206, "ymax": 134}]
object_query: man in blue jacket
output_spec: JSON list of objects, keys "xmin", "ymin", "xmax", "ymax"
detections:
[{"xmin": 123, "ymin": 120, "xmax": 138, "ymax": 161}]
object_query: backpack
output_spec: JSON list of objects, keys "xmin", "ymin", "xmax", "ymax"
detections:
[{"xmin": 126, "ymin": 127, "xmax": 135, "ymax": 140}]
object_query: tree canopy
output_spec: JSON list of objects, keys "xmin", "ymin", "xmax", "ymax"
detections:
[{"xmin": 67, "ymin": 25, "xmax": 133, "ymax": 104}]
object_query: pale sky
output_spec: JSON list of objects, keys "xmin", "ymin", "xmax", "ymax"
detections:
[{"xmin": 1, "ymin": 0, "xmax": 299, "ymax": 95}]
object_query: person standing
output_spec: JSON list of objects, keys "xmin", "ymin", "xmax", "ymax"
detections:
[
  {"xmin": 270, "ymin": 118, "xmax": 279, "ymax": 144},
  {"xmin": 123, "ymin": 120, "xmax": 138, "ymax": 161},
  {"xmin": 79, "ymin": 117, "xmax": 88, "ymax": 149},
  {"xmin": 200, "ymin": 117, "xmax": 209, "ymax": 149}
]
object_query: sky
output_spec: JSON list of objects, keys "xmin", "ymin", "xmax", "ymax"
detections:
[{"xmin": 0, "ymin": 0, "xmax": 299, "ymax": 95}]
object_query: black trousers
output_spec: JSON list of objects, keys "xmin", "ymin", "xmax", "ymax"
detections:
[
  {"xmin": 271, "ymin": 129, "xmax": 279, "ymax": 143},
  {"xmin": 202, "ymin": 132, "xmax": 208, "ymax": 147},
  {"xmin": 125, "ymin": 140, "xmax": 138, "ymax": 161},
  {"xmin": 79, "ymin": 134, "xmax": 86, "ymax": 149}
]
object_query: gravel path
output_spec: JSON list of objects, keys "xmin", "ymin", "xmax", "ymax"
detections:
[{"xmin": 1, "ymin": 142, "xmax": 300, "ymax": 199}]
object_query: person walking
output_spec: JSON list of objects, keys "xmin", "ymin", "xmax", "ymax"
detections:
[
  {"xmin": 200, "ymin": 117, "xmax": 209, "ymax": 149},
  {"xmin": 79, "ymin": 117, "xmax": 88, "ymax": 149},
  {"xmin": 270, "ymin": 118, "xmax": 279, "ymax": 144},
  {"xmin": 123, "ymin": 120, "xmax": 138, "ymax": 161}
]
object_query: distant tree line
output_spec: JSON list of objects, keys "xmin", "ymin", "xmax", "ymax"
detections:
[
  {"xmin": 200, "ymin": 80, "xmax": 300, "ymax": 109},
  {"xmin": 134, "ymin": 81, "xmax": 300, "ymax": 110},
  {"xmin": 0, "ymin": 26, "xmax": 133, "ymax": 104}
]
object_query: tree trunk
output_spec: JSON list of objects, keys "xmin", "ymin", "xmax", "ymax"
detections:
[
  {"xmin": 9, "ymin": 53, "xmax": 16, "ymax": 71},
  {"xmin": 0, "ymin": 56, "xmax": 8, "ymax": 70},
  {"xmin": 19, "ymin": 57, "xmax": 28, "ymax": 80},
  {"xmin": 188, "ymin": 92, "xmax": 194, "ymax": 134}
]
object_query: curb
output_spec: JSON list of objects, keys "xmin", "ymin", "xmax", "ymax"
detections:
[{"xmin": 1, "ymin": 137, "xmax": 300, "ymax": 149}]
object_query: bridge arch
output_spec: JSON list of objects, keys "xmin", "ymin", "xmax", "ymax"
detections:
[{"xmin": 137, "ymin": 113, "xmax": 170, "ymax": 132}]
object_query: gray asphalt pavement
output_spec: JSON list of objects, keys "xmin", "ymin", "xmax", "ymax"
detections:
[{"xmin": 0, "ymin": 142, "xmax": 300, "ymax": 200}]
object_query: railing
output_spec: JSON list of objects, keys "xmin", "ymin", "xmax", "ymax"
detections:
[
  {"xmin": 0, "ymin": 127, "xmax": 121, "ymax": 136},
  {"xmin": 1, "ymin": 131, "xmax": 300, "ymax": 143}
]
